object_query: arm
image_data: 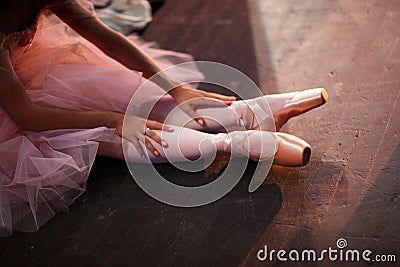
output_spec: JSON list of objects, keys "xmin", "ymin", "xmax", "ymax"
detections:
[
  {"xmin": 49, "ymin": 1, "xmax": 174, "ymax": 86},
  {"xmin": 0, "ymin": 49, "xmax": 165, "ymax": 156},
  {"xmin": 0, "ymin": 49, "xmax": 121, "ymax": 132},
  {"xmin": 49, "ymin": 1, "xmax": 236, "ymax": 125}
]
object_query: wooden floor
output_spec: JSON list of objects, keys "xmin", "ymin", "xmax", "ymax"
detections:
[{"xmin": 1, "ymin": 0, "xmax": 399, "ymax": 266}]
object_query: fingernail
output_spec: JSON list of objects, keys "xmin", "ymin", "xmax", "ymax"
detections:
[
  {"xmin": 197, "ymin": 119, "xmax": 204, "ymax": 126},
  {"xmin": 168, "ymin": 127, "xmax": 174, "ymax": 132},
  {"xmin": 154, "ymin": 150, "xmax": 160, "ymax": 156},
  {"xmin": 162, "ymin": 141, "xmax": 168, "ymax": 147}
]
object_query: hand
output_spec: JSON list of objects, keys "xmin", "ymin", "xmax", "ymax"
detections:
[
  {"xmin": 169, "ymin": 86, "xmax": 236, "ymax": 126},
  {"xmin": 115, "ymin": 115, "xmax": 174, "ymax": 158}
]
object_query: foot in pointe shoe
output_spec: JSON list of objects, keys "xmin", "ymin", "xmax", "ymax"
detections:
[
  {"xmin": 235, "ymin": 88, "xmax": 328, "ymax": 131},
  {"xmin": 219, "ymin": 131, "xmax": 311, "ymax": 166},
  {"xmin": 272, "ymin": 132, "xmax": 311, "ymax": 167},
  {"xmin": 217, "ymin": 131, "xmax": 278, "ymax": 162},
  {"xmin": 267, "ymin": 88, "xmax": 328, "ymax": 131}
]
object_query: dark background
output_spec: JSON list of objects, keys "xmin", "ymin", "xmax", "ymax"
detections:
[{"xmin": 1, "ymin": 0, "xmax": 399, "ymax": 266}]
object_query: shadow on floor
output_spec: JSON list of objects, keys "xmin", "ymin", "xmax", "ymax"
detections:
[
  {"xmin": 0, "ymin": 1, "xmax": 285, "ymax": 265},
  {"xmin": 0, "ymin": 157, "xmax": 282, "ymax": 266},
  {"xmin": 142, "ymin": 0, "xmax": 277, "ymax": 98}
]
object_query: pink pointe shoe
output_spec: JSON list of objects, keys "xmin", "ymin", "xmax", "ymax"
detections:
[
  {"xmin": 234, "ymin": 88, "xmax": 328, "ymax": 131},
  {"xmin": 218, "ymin": 131, "xmax": 311, "ymax": 167},
  {"xmin": 272, "ymin": 132, "xmax": 311, "ymax": 167}
]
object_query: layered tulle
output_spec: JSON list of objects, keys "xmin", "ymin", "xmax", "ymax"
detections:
[{"xmin": 0, "ymin": 7, "xmax": 204, "ymax": 236}]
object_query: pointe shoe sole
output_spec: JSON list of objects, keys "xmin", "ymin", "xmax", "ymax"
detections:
[
  {"xmin": 321, "ymin": 88, "xmax": 329, "ymax": 104},
  {"xmin": 302, "ymin": 146, "xmax": 311, "ymax": 166}
]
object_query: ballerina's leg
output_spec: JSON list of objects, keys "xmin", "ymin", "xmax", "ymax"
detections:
[
  {"xmin": 98, "ymin": 125, "xmax": 229, "ymax": 163},
  {"xmin": 143, "ymin": 95, "xmax": 251, "ymax": 133},
  {"xmin": 98, "ymin": 124, "xmax": 288, "ymax": 165},
  {"xmin": 146, "ymin": 88, "xmax": 328, "ymax": 132}
]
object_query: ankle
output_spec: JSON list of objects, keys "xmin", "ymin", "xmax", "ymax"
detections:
[
  {"xmin": 231, "ymin": 101, "xmax": 255, "ymax": 129},
  {"xmin": 211, "ymin": 133, "xmax": 230, "ymax": 153}
]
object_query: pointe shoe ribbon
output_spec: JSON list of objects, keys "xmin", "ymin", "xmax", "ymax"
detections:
[
  {"xmin": 218, "ymin": 130, "xmax": 278, "ymax": 161},
  {"xmin": 231, "ymin": 98, "xmax": 274, "ymax": 131},
  {"xmin": 244, "ymin": 98, "xmax": 273, "ymax": 131},
  {"xmin": 235, "ymin": 88, "xmax": 328, "ymax": 131}
]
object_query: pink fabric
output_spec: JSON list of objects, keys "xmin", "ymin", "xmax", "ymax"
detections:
[{"xmin": 0, "ymin": 4, "xmax": 203, "ymax": 236}]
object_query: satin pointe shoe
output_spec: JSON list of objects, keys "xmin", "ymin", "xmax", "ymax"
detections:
[
  {"xmin": 216, "ymin": 131, "xmax": 311, "ymax": 166},
  {"xmin": 234, "ymin": 88, "xmax": 328, "ymax": 131},
  {"xmin": 273, "ymin": 132, "xmax": 311, "ymax": 167}
]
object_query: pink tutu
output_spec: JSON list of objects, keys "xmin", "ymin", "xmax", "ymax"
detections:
[{"xmin": 0, "ymin": 5, "xmax": 203, "ymax": 236}]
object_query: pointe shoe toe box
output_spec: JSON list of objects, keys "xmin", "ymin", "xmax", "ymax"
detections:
[{"xmin": 273, "ymin": 132, "xmax": 311, "ymax": 167}]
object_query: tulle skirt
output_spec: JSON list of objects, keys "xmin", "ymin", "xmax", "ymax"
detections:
[{"xmin": 0, "ymin": 10, "xmax": 203, "ymax": 236}]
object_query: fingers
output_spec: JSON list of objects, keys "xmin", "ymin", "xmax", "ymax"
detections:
[
  {"xmin": 146, "ymin": 119, "xmax": 173, "ymax": 149},
  {"xmin": 191, "ymin": 98, "xmax": 229, "ymax": 126},
  {"xmin": 130, "ymin": 137, "xmax": 146, "ymax": 158},
  {"xmin": 191, "ymin": 97, "xmax": 229, "ymax": 108},
  {"xmin": 144, "ymin": 135, "xmax": 160, "ymax": 156},
  {"xmin": 180, "ymin": 104, "xmax": 204, "ymax": 126},
  {"xmin": 146, "ymin": 120, "xmax": 174, "ymax": 132},
  {"xmin": 121, "ymin": 116, "xmax": 174, "ymax": 158},
  {"xmin": 180, "ymin": 97, "xmax": 230, "ymax": 126},
  {"xmin": 127, "ymin": 133, "xmax": 162, "ymax": 157},
  {"xmin": 188, "ymin": 87, "xmax": 236, "ymax": 103},
  {"xmin": 201, "ymin": 91, "xmax": 236, "ymax": 103},
  {"xmin": 146, "ymin": 128, "xmax": 168, "ymax": 148}
]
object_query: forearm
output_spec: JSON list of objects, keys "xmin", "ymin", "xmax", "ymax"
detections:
[
  {"xmin": 100, "ymin": 31, "xmax": 159, "ymax": 78},
  {"xmin": 50, "ymin": 2, "xmax": 181, "ymax": 91},
  {"xmin": 19, "ymin": 103, "xmax": 123, "ymax": 132},
  {"xmin": 94, "ymin": 30, "xmax": 180, "ymax": 90},
  {"xmin": 1, "ymin": 49, "xmax": 124, "ymax": 132}
]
